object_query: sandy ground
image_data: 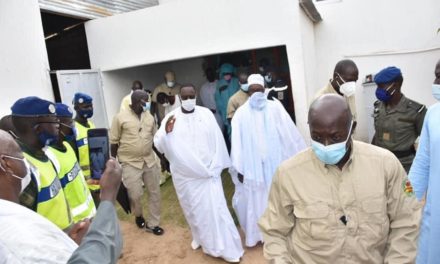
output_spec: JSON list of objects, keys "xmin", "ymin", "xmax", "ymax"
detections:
[
  {"xmin": 118, "ymin": 221, "xmax": 265, "ymax": 264},
  {"xmin": 117, "ymin": 173, "xmax": 265, "ymax": 263}
]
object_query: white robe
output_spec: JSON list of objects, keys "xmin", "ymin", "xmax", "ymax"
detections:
[
  {"xmin": 230, "ymin": 99, "xmax": 307, "ymax": 247},
  {"xmin": 0, "ymin": 199, "xmax": 77, "ymax": 263},
  {"xmin": 154, "ymin": 106, "xmax": 244, "ymax": 260}
]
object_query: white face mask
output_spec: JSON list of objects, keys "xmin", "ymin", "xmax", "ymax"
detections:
[
  {"xmin": 339, "ymin": 81, "xmax": 356, "ymax": 97},
  {"xmin": 0, "ymin": 156, "xmax": 31, "ymax": 193},
  {"xmin": 432, "ymin": 84, "xmax": 440, "ymax": 101},
  {"xmin": 167, "ymin": 81, "xmax": 175, "ymax": 88},
  {"xmin": 264, "ymin": 75, "xmax": 272, "ymax": 83},
  {"xmin": 162, "ymin": 102, "xmax": 170, "ymax": 107},
  {"xmin": 181, "ymin": 98, "xmax": 196, "ymax": 111},
  {"xmin": 249, "ymin": 92, "xmax": 267, "ymax": 110}
]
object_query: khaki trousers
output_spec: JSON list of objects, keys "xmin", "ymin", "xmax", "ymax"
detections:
[{"xmin": 122, "ymin": 162, "xmax": 161, "ymax": 227}]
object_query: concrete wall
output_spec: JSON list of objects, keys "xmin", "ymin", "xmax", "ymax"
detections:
[
  {"xmin": 0, "ymin": 0, "xmax": 52, "ymax": 117},
  {"xmin": 86, "ymin": 0, "xmax": 312, "ymax": 138},
  {"xmin": 314, "ymin": 0, "xmax": 440, "ymax": 141}
]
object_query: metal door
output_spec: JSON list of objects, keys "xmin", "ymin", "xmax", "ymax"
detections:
[{"xmin": 56, "ymin": 70, "xmax": 108, "ymax": 128}]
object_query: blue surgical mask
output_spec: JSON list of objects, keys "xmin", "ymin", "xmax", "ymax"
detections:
[
  {"xmin": 34, "ymin": 123, "xmax": 59, "ymax": 147},
  {"xmin": 240, "ymin": 83, "xmax": 249, "ymax": 92},
  {"xmin": 375, "ymin": 83, "xmax": 395, "ymax": 102},
  {"xmin": 249, "ymin": 92, "xmax": 267, "ymax": 110},
  {"xmin": 79, "ymin": 109, "xmax": 93, "ymax": 118},
  {"xmin": 311, "ymin": 122, "xmax": 353, "ymax": 165},
  {"xmin": 432, "ymin": 84, "xmax": 440, "ymax": 101},
  {"xmin": 62, "ymin": 128, "xmax": 76, "ymax": 142},
  {"xmin": 38, "ymin": 131, "xmax": 58, "ymax": 147},
  {"xmin": 60, "ymin": 123, "xmax": 76, "ymax": 142},
  {"xmin": 63, "ymin": 133, "xmax": 76, "ymax": 142},
  {"xmin": 143, "ymin": 102, "xmax": 151, "ymax": 112}
]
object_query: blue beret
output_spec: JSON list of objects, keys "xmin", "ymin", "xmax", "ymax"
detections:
[
  {"xmin": 73, "ymin": 93, "xmax": 93, "ymax": 104},
  {"xmin": 11, "ymin": 96, "xmax": 56, "ymax": 116},
  {"xmin": 55, "ymin": 103, "xmax": 73, "ymax": 118},
  {"xmin": 374, "ymin": 66, "xmax": 402, "ymax": 84}
]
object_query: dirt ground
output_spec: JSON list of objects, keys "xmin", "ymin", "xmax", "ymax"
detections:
[
  {"xmin": 116, "ymin": 173, "xmax": 266, "ymax": 263},
  {"xmin": 118, "ymin": 221, "xmax": 265, "ymax": 264}
]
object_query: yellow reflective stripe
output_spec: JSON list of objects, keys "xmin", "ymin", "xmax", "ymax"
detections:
[
  {"xmin": 71, "ymin": 194, "xmax": 96, "ymax": 218},
  {"xmin": 23, "ymin": 152, "xmax": 72, "ymax": 230},
  {"xmin": 88, "ymin": 184, "xmax": 101, "ymax": 191},
  {"xmin": 49, "ymin": 143, "xmax": 97, "ymax": 223},
  {"xmin": 75, "ymin": 121, "xmax": 99, "ymax": 190}
]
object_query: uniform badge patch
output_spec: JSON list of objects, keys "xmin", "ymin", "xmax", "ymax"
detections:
[{"xmin": 403, "ymin": 179, "xmax": 414, "ymax": 196}]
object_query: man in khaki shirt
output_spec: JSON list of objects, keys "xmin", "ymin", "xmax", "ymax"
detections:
[
  {"xmin": 259, "ymin": 94, "xmax": 421, "ymax": 264},
  {"xmin": 151, "ymin": 71, "xmax": 181, "ymax": 125},
  {"xmin": 227, "ymin": 70, "xmax": 249, "ymax": 121},
  {"xmin": 120, "ymin": 80, "xmax": 143, "ymax": 112},
  {"xmin": 110, "ymin": 90, "xmax": 163, "ymax": 235},
  {"xmin": 315, "ymin": 59, "xmax": 358, "ymax": 120}
]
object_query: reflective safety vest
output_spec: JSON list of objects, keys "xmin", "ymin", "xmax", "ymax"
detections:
[
  {"xmin": 23, "ymin": 152, "xmax": 72, "ymax": 230},
  {"xmin": 49, "ymin": 142, "xmax": 97, "ymax": 223},
  {"xmin": 75, "ymin": 120, "xmax": 100, "ymax": 191}
]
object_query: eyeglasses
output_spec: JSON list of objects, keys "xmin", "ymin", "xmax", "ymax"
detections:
[
  {"xmin": 59, "ymin": 122, "xmax": 74, "ymax": 129},
  {"xmin": 0, "ymin": 154, "xmax": 25, "ymax": 162},
  {"xmin": 33, "ymin": 121, "xmax": 60, "ymax": 131}
]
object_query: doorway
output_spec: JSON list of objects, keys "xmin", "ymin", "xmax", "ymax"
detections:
[
  {"xmin": 40, "ymin": 11, "xmax": 91, "ymax": 102},
  {"xmin": 202, "ymin": 45, "xmax": 295, "ymax": 122},
  {"xmin": 102, "ymin": 45, "xmax": 296, "ymax": 124}
]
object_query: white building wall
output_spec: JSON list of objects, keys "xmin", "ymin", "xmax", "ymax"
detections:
[
  {"xmin": 85, "ymin": 0, "xmax": 312, "ymax": 138},
  {"xmin": 314, "ymin": 0, "xmax": 440, "ymax": 141},
  {"xmin": 0, "ymin": 0, "xmax": 52, "ymax": 117}
]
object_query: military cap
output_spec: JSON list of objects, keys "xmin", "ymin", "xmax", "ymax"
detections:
[
  {"xmin": 374, "ymin": 66, "xmax": 402, "ymax": 84},
  {"xmin": 11, "ymin": 96, "xmax": 56, "ymax": 116},
  {"xmin": 55, "ymin": 103, "xmax": 73, "ymax": 118},
  {"xmin": 73, "ymin": 92, "xmax": 93, "ymax": 104}
]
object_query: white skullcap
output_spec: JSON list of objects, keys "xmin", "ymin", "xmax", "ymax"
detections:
[{"xmin": 247, "ymin": 74, "xmax": 265, "ymax": 87}]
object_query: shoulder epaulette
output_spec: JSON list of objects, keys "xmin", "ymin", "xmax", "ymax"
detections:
[{"xmin": 407, "ymin": 99, "xmax": 425, "ymax": 113}]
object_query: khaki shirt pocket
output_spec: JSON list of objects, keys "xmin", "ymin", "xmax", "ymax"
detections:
[
  {"xmin": 292, "ymin": 202, "xmax": 334, "ymax": 251},
  {"xmin": 360, "ymin": 196, "xmax": 389, "ymax": 241},
  {"xmin": 139, "ymin": 121, "xmax": 154, "ymax": 140}
]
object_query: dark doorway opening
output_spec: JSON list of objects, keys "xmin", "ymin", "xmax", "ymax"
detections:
[
  {"xmin": 203, "ymin": 45, "xmax": 295, "ymax": 122},
  {"xmin": 40, "ymin": 11, "xmax": 91, "ymax": 102}
]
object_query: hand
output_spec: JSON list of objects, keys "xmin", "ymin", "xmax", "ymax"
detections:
[
  {"xmin": 238, "ymin": 173, "xmax": 244, "ymax": 183},
  {"xmin": 68, "ymin": 219, "xmax": 91, "ymax": 245},
  {"xmin": 99, "ymin": 158, "xmax": 122, "ymax": 204},
  {"xmin": 86, "ymin": 179, "xmax": 100, "ymax": 185},
  {"xmin": 165, "ymin": 115, "xmax": 176, "ymax": 134}
]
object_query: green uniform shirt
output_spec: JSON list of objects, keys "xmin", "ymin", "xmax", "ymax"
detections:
[{"xmin": 372, "ymin": 94, "xmax": 427, "ymax": 171}]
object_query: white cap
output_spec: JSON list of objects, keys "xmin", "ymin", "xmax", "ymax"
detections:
[{"xmin": 247, "ymin": 74, "xmax": 265, "ymax": 87}]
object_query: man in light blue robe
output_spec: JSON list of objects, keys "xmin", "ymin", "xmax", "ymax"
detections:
[
  {"xmin": 215, "ymin": 63, "xmax": 240, "ymax": 139},
  {"xmin": 408, "ymin": 60, "xmax": 440, "ymax": 264},
  {"xmin": 230, "ymin": 74, "xmax": 306, "ymax": 247}
]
